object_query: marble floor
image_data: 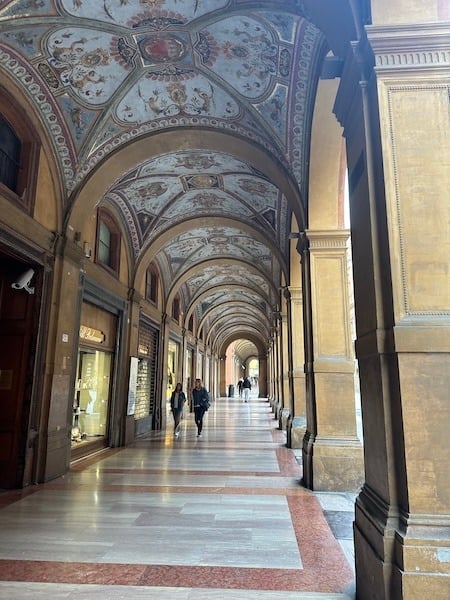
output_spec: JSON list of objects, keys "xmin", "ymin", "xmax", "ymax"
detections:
[{"xmin": 0, "ymin": 395, "xmax": 356, "ymax": 599}]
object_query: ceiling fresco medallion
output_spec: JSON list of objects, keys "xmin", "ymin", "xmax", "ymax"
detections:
[
  {"xmin": 135, "ymin": 32, "xmax": 192, "ymax": 67},
  {"xmin": 183, "ymin": 174, "xmax": 220, "ymax": 190}
]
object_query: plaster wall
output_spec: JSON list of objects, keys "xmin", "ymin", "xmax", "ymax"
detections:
[
  {"xmin": 371, "ymin": 0, "xmax": 449, "ymax": 24},
  {"xmin": 34, "ymin": 150, "xmax": 59, "ymax": 232}
]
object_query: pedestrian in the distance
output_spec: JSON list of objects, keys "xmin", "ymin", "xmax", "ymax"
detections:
[
  {"xmin": 242, "ymin": 376, "xmax": 251, "ymax": 402},
  {"xmin": 192, "ymin": 378, "xmax": 210, "ymax": 437},
  {"xmin": 170, "ymin": 382, "xmax": 186, "ymax": 437}
]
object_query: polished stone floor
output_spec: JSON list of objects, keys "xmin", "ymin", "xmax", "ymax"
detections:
[{"xmin": 0, "ymin": 395, "xmax": 356, "ymax": 599}]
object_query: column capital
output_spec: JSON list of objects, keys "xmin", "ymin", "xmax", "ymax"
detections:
[{"xmin": 306, "ymin": 229, "xmax": 350, "ymax": 251}]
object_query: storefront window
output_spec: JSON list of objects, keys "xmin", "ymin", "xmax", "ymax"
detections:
[
  {"xmin": 72, "ymin": 349, "xmax": 112, "ymax": 445},
  {"xmin": 167, "ymin": 340, "xmax": 179, "ymax": 400}
]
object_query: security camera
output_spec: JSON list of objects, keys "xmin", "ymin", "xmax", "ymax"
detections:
[{"xmin": 11, "ymin": 268, "xmax": 35, "ymax": 294}]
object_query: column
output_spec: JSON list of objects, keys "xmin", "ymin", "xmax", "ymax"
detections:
[
  {"xmin": 302, "ymin": 229, "xmax": 363, "ymax": 491},
  {"xmin": 289, "ymin": 285, "xmax": 307, "ymax": 448},
  {"xmin": 280, "ymin": 297, "xmax": 291, "ymax": 431},
  {"xmin": 335, "ymin": 18, "xmax": 450, "ymax": 598},
  {"xmin": 258, "ymin": 353, "xmax": 268, "ymax": 397},
  {"xmin": 218, "ymin": 354, "xmax": 227, "ymax": 397},
  {"xmin": 272, "ymin": 316, "xmax": 283, "ymax": 419}
]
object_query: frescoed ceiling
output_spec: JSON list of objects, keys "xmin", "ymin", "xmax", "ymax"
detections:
[{"xmin": 0, "ymin": 0, "xmax": 329, "ymax": 353}]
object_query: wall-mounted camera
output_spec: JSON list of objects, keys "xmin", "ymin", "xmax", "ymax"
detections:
[{"xmin": 11, "ymin": 268, "xmax": 35, "ymax": 295}]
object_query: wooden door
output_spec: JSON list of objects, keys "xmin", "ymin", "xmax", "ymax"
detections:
[{"xmin": 0, "ymin": 260, "xmax": 35, "ymax": 488}]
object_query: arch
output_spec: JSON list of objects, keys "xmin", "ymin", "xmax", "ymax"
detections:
[
  {"xmin": 206, "ymin": 311, "xmax": 271, "ymax": 350},
  {"xmin": 184, "ymin": 283, "xmax": 272, "ymax": 323},
  {"xmin": 218, "ymin": 330, "xmax": 267, "ymax": 359},
  {"xmin": 66, "ymin": 128, "xmax": 305, "ymax": 237},
  {"xmin": 165, "ymin": 257, "xmax": 279, "ymax": 313}
]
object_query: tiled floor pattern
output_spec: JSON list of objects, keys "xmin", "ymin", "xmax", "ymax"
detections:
[{"xmin": 0, "ymin": 396, "xmax": 356, "ymax": 599}]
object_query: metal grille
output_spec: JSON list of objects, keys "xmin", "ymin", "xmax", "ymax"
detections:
[{"xmin": 135, "ymin": 323, "xmax": 159, "ymax": 419}]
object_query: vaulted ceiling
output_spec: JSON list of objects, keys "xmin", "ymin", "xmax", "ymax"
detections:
[{"xmin": 0, "ymin": 0, "xmax": 339, "ymax": 354}]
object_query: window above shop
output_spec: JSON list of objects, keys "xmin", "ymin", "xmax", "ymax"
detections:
[
  {"xmin": 0, "ymin": 92, "xmax": 40, "ymax": 213},
  {"xmin": 145, "ymin": 264, "xmax": 159, "ymax": 305},
  {"xmin": 172, "ymin": 294, "xmax": 180, "ymax": 323},
  {"xmin": 96, "ymin": 209, "xmax": 120, "ymax": 274},
  {"xmin": 0, "ymin": 116, "xmax": 20, "ymax": 191}
]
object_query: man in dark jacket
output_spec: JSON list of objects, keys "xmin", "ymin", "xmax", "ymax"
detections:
[
  {"xmin": 192, "ymin": 378, "xmax": 210, "ymax": 437},
  {"xmin": 242, "ymin": 376, "xmax": 251, "ymax": 402}
]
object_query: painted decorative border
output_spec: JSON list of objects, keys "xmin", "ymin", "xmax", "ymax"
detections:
[
  {"xmin": 290, "ymin": 20, "xmax": 323, "ymax": 195},
  {"xmin": 71, "ymin": 116, "xmax": 288, "ymax": 194}
]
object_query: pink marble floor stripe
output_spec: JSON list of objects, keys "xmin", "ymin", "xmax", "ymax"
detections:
[{"xmin": 0, "ymin": 485, "xmax": 352, "ymax": 592}]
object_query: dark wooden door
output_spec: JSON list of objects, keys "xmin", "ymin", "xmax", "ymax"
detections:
[{"xmin": 0, "ymin": 261, "xmax": 35, "ymax": 488}]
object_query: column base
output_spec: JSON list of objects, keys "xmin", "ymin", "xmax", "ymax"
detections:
[
  {"xmin": 289, "ymin": 416, "xmax": 307, "ymax": 449},
  {"xmin": 354, "ymin": 485, "xmax": 450, "ymax": 599},
  {"xmin": 280, "ymin": 408, "xmax": 290, "ymax": 431},
  {"xmin": 302, "ymin": 434, "xmax": 364, "ymax": 491}
]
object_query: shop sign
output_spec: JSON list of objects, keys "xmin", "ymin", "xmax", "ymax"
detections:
[{"xmin": 80, "ymin": 325, "xmax": 105, "ymax": 343}]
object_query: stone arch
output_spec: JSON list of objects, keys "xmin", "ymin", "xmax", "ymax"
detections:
[
  {"xmin": 134, "ymin": 216, "xmax": 288, "ymax": 296},
  {"xmin": 66, "ymin": 128, "xmax": 305, "ymax": 239}
]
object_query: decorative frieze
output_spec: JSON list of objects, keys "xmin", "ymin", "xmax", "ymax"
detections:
[{"xmin": 367, "ymin": 23, "xmax": 450, "ymax": 73}]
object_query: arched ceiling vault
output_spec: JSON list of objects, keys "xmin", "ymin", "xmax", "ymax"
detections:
[
  {"xmin": 185, "ymin": 285, "xmax": 272, "ymax": 331},
  {"xmin": 234, "ymin": 338, "xmax": 260, "ymax": 365},
  {"xmin": 205, "ymin": 310, "xmax": 270, "ymax": 348},
  {"xmin": 210, "ymin": 326, "xmax": 269, "ymax": 356},
  {"xmin": 218, "ymin": 331, "xmax": 266, "ymax": 359},
  {"xmin": 201, "ymin": 301, "xmax": 270, "ymax": 336},
  {"xmin": 0, "ymin": 0, "xmax": 334, "ymax": 355},
  {"xmin": 166, "ymin": 257, "xmax": 279, "ymax": 318}
]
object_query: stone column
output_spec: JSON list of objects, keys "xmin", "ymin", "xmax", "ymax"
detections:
[
  {"xmin": 302, "ymin": 229, "xmax": 363, "ymax": 491},
  {"xmin": 288, "ymin": 285, "xmax": 307, "ymax": 448},
  {"xmin": 273, "ymin": 315, "xmax": 283, "ymax": 419},
  {"xmin": 218, "ymin": 354, "xmax": 227, "ymax": 397},
  {"xmin": 267, "ymin": 338, "xmax": 275, "ymax": 404},
  {"xmin": 269, "ymin": 324, "xmax": 280, "ymax": 416},
  {"xmin": 258, "ymin": 353, "xmax": 268, "ymax": 397},
  {"xmin": 280, "ymin": 300, "xmax": 291, "ymax": 431},
  {"xmin": 334, "ymin": 18, "xmax": 450, "ymax": 598}
]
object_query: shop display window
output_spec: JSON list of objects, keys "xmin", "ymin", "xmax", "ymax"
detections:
[{"xmin": 72, "ymin": 349, "xmax": 112, "ymax": 445}]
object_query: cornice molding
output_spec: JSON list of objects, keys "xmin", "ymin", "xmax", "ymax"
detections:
[{"xmin": 366, "ymin": 22, "xmax": 450, "ymax": 73}]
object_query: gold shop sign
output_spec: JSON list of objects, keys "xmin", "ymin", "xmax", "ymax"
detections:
[
  {"xmin": 138, "ymin": 343, "xmax": 149, "ymax": 355},
  {"xmin": 80, "ymin": 325, "xmax": 105, "ymax": 343}
]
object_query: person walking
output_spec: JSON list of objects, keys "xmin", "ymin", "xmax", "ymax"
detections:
[
  {"xmin": 237, "ymin": 377, "xmax": 244, "ymax": 398},
  {"xmin": 242, "ymin": 376, "xmax": 251, "ymax": 402},
  {"xmin": 170, "ymin": 382, "xmax": 186, "ymax": 437},
  {"xmin": 192, "ymin": 378, "xmax": 210, "ymax": 437}
]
